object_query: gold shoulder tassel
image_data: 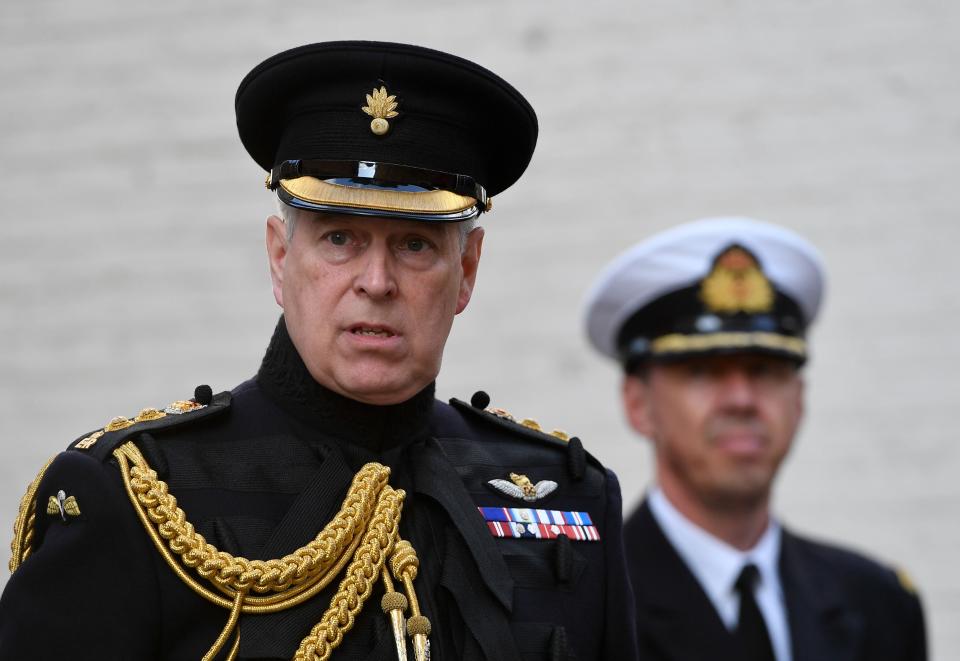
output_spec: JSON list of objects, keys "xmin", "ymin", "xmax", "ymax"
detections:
[
  {"xmin": 112, "ymin": 441, "xmax": 425, "ymax": 661},
  {"xmin": 9, "ymin": 455, "xmax": 56, "ymax": 573},
  {"xmin": 391, "ymin": 540, "xmax": 431, "ymax": 661},
  {"xmin": 381, "ymin": 572, "xmax": 409, "ymax": 661}
]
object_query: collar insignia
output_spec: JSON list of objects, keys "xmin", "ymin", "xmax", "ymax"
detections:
[
  {"xmin": 487, "ymin": 472, "xmax": 558, "ymax": 502},
  {"xmin": 362, "ymin": 85, "xmax": 399, "ymax": 136},
  {"xmin": 700, "ymin": 245, "xmax": 775, "ymax": 314},
  {"xmin": 46, "ymin": 490, "xmax": 81, "ymax": 521}
]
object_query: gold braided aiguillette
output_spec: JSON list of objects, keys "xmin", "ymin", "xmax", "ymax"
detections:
[
  {"xmin": 9, "ymin": 456, "xmax": 56, "ymax": 573},
  {"xmin": 392, "ymin": 540, "xmax": 432, "ymax": 661},
  {"xmin": 113, "ymin": 441, "xmax": 426, "ymax": 661}
]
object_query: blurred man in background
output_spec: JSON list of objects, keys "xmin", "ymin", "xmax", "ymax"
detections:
[{"xmin": 585, "ymin": 217, "xmax": 926, "ymax": 661}]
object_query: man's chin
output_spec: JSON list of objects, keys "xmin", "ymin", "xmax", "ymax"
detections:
[
  {"xmin": 709, "ymin": 480, "xmax": 773, "ymax": 511},
  {"xmin": 331, "ymin": 372, "xmax": 434, "ymax": 406}
]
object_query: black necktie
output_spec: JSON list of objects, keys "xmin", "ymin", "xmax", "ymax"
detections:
[{"xmin": 733, "ymin": 564, "xmax": 776, "ymax": 661}]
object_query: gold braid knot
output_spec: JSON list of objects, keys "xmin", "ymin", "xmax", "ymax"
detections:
[{"xmin": 112, "ymin": 441, "xmax": 422, "ymax": 661}]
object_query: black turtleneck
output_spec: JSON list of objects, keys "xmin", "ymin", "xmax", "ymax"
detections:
[
  {"xmin": 149, "ymin": 316, "xmax": 439, "ymax": 564},
  {"xmin": 256, "ymin": 316, "xmax": 436, "ymax": 458}
]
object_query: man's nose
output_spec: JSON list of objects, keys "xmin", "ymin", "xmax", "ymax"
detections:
[
  {"xmin": 354, "ymin": 244, "xmax": 398, "ymax": 299},
  {"xmin": 718, "ymin": 369, "xmax": 757, "ymax": 410}
]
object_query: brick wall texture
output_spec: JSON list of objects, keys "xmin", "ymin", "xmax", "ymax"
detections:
[{"xmin": 2, "ymin": 1, "xmax": 958, "ymax": 657}]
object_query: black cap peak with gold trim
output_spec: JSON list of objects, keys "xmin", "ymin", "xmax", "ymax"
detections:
[
  {"xmin": 236, "ymin": 41, "xmax": 538, "ymax": 222},
  {"xmin": 584, "ymin": 217, "xmax": 825, "ymax": 368}
]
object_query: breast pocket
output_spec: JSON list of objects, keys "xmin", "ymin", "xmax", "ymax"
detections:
[{"xmin": 500, "ymin": 536, "xmax": 587, "ymax": 591}]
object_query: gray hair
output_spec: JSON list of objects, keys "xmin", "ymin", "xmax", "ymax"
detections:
[{"xmin": 276, "ymin": 199, "xmax": 479, "ymax": 251}]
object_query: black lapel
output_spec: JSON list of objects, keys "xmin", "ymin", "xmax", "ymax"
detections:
[
  {"xmin": 780, "ymin": 530, "xmax": 864, "ymax": 661},
  {"xmin": 626, "ymin": 499, "xmax": 737, "ymax": 661},
  {"xmin": 236, "ymin": 447, "xmax": 356, "ymax": 658},
  {"xmin": 410, "ymin": 438, "xmax": 515, "ymax": 611},
  {"xmin": 410, "ymin": 438, "xmax": 522, "ymax": 660}
]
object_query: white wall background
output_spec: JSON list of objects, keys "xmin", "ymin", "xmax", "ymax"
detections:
[{"xmin": 1, "ymin": 1, "xmax": 958, "ymax": 658}]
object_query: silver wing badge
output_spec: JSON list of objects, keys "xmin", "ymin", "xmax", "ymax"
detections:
[{"xmin": 487, "ymin": 472, "xmax": 558, "ymax": 502}]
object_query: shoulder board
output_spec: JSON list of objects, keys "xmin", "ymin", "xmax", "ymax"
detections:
[
  {"xmin": 68, "ymin": 390, "xmax": 232, "ymax": 462},
  {"xmin": 449, "ymin": 395, "xmax": 572, "ymax": 448},
  {"xmin": 449, "ymin": 393, "xmax": 595, "ymax": 480}
]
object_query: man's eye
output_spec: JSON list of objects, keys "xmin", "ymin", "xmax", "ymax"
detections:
[
  {"xmin": 327, "ymin": 231, "xmax": 349, "ymax": 246},
  {"xmin": 748, "ymin": 363, "xmax": 771, "ymax": 377},
  {"xmin": 685, "ymin": 363, "xmax": 709, "ymax": 378},
  {"xmin": 405, "ymin": 238, "xmax": 427, "ymax": 252}
]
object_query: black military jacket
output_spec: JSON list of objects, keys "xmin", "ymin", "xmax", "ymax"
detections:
[
  {"xmin": 0, "ymin": 321, "xmax": 638, "ymax": 661},
  {"xmin": 625, "ymin": 499, "xmax": 926, "ymax": 661}
]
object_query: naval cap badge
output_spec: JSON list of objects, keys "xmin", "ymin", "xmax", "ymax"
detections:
[
  {"xmin": 700, "ymin": 244, "xmax": 775, "ymax": 314},
  {"xmin": 362, "ymin": 85, "xmax": 399, "ymax": 136},
  {"xmin": 487, "ymin": 472, "xmax": 558, "ymax": 503}
]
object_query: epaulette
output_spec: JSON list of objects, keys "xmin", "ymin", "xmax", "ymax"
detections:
[
  {"xmin": 10, "ymin": 386, "xmax": 230, "ymax": 573},
  {"xmin": 68, "ymin": 385, "xmax": 232, "ymax": 463},
  {"xmin": 450, "ymin": 391, "xmax": 590, "ymax": 480}
]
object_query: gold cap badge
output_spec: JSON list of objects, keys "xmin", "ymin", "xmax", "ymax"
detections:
[
  {"xmin": 700, "ymin": 245, "xmax": 775, "ymax": 314},
  {"xmin": 362, "ymin": 86, "xmax": 399, "ymax": 136}
]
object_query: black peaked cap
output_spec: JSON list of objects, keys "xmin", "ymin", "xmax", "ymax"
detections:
[{"xmin": 235, "ymin": 41, "xmax": 539, "ymax": 198}]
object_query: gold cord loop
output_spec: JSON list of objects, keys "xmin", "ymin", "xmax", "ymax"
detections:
[
  {"xmin": 203, "ymin": 589, "xmax": 245, "ymax": 661},
  {"xmin": 112, "ymin": 441, "xmax": 427, "ymax": 661}
]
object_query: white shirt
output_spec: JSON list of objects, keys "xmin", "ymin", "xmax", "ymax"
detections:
[{"xmin": 648, "ymin": 488, "xmax": 793, "ymax": 661}]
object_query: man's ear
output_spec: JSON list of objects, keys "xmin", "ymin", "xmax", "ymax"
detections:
[
  {"xmin": 455, "ymin": 227, "xmax": 484, "ymax": 315},
  {"xmin": 794, "ymin": 372, "xmax": 805, "ymax": 421},
  {"xmin": 622, "ymin": 374, "xmax": 655, "ymax": 438},
  {"xmin": 265, "ymin": 214, "xmax": 288, "ymax": 308}
]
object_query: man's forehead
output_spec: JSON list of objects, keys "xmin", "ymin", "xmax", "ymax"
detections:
[
  {"xmin": 653, "ymin": 352, "xmax": 801, "ymax": 372},
  {"xmin": 300, "ymin": 210, "xmax": 456, "ymax": 235}
]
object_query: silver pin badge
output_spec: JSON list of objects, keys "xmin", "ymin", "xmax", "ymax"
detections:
[
  {"xmin": 46, "ymin": 490, "xmax": 81, "ymax": 521},
  {"xmin": 487, "ymin": 472, "xmax": 558, "ymax": 503}
]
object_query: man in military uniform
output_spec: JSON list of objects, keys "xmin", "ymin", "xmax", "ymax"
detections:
[
  {"xmin": 584, "ymin": 217, "xmax": 926, "ymax": 660},
  {"xmin": 0, "ymin": 42, "xmax": 638, "ymax": 661}
]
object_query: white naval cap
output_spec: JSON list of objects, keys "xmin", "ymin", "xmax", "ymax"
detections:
[{"xmin": 584, "ymin": 217, "xmax": 826, "ymax": 366}]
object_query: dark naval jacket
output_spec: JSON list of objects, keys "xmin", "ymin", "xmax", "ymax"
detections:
[
  {"xmin": 0, "ymin": 320, "xmax": 639, "ymax": 661},
  {"xmin": 625, "ymin": 500, "xmax": 926, "ymax": 661}
]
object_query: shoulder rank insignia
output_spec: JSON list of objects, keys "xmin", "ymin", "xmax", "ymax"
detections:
[
  {"xmin": 478, "ymin": 507, "xmax": 600, "ymax": 542},
  {"xmin": 487, "ymin": 472, "xmax": 558, "ymax": 502},
  {"xmin": 46, "ymin": 490, "xmax": 80, "ymax": 522},
  {"xmin": 70, "ymin": 386, "xmax": 228, "ymax": 461},
  {"xmin": 164, "ymin": 400, "xmax": 206, "ymax": 415}
]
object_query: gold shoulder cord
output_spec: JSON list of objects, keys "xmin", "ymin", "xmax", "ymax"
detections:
[
  {"xmin": 112, "ymin": 441, "xmax": 431, "ymax": 661},
  {"xmin": 9, "ymin": 456, "xmax": 56, "ymax": 573}
]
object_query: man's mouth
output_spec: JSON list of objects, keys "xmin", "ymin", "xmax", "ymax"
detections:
[{"xmin": 350, "ymin": 325, "xmax": 396, "ymax": 338}]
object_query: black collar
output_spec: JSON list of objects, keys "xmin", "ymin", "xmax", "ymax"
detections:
[{"xmin": 256, "ymin": 316, "xmax": 435, "ymax": 453}]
